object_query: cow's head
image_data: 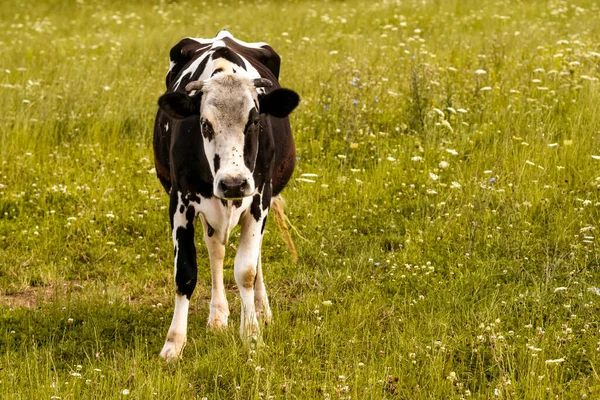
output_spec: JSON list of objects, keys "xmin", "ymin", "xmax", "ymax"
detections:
[{"xmin": 158, "ymin": 74, "xmax": 299, "ymax": 199}]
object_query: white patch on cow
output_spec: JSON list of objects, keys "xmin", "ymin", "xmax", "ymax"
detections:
[
  {"xmin": 190, "ymin": 30, "xmax": 268, "ymax": 49},
  {"xmin": 196, "ymin": 195, "xmax": 253, "ymax": 245},
  {"xmin": 160, "ymin": 294, "xmax": 189, "ymax": 360},
  {"xmin": 164, "ymin": 122, "xmax": 169, "ymax": 132},
  {"xmin": 167, "ymin": 60, "xmax": 176, "ymax": 74},
  {"xmin": 241, "ymin": 57, "xmax": 261, "ymax": 79},
  {"xmin": 211, "ymin": 40, "xmax": 226, "ymax": 49}
]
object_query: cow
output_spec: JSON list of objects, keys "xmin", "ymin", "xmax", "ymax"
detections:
[{"xmin": 153, "ymin": 30, "xmax": 299, "ymax": 360}]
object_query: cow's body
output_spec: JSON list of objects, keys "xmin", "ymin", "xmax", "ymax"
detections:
[{"xmin": 153, "ymin": 30, "xmax": 299, "ymax": 359}]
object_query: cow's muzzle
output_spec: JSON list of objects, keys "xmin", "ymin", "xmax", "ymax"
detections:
[{"xmin": 216, "ymin": 175, "xmax": 251, "ymax": 199}]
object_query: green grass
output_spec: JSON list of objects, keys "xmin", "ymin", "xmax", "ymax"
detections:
[{"xmin": 2, "ymin": 0, "xmax": 600, "ymax": 398}]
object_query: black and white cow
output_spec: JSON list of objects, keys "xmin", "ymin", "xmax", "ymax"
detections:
[{"xmin": 153, "ymin": 30, "xmax": 299, "ymax": 359}]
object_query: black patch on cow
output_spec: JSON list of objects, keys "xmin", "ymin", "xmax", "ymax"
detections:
[
  {"xmin": 181, "ymin": 195, "xmax": 190, "ymax": 207},
  {"xmin": 250, "ymin": 194, "xmax": 262, "ymax": 222},
  {"xmin": 169, "ymin": 117, "xmax": 215, "ymax": 200},
  {"xmin": 189, "ymin": 54, "xmax": 210, "ymax": 82},
  {"xmin": 190, "ymin": 193, "xmax": 201, "ymax": 204},
  {"xmin": 173, "ymin": 203, "xmax": 198, "ymax": 299},
  {"xmin": 179, "ymin": 205, "xmax": 185, "ymax": 213},
  {"xmin": 233, "ymin": 199, "xmax": 242, "ymax": 208},
  {"xmin": 221, "ymin": 199, "xmax": 228, "ymax": 207},
  {"xmin": 259, "ymin": 89, "xmax": 300, "ymax": 118},
  {"xmin": 211, "ymin": 68, "xmax": 223, "ymax": 77},
  {"xmin": 211, "ymin": 47, "xmax": 246, "ymax": 70},
  {"xmin": 262, "ymin": 182, "xmax": 271, "ymax": 211},
  {"xmin": 201, "ymin": 120, "xmax": 215, "ymax": 141},
  {"xmin": 206, "ymin": 222, "xmax": 215, "ymax": 237},
  {"xmin": 213, "ymin": 153, "xmax": 220, "ymax": 173},
  {"xmin": 261, "ymin": 214, "xmax": 267, "ymax": 234},
  {"xmin": 243, "ymin": 110, "xmax": 259, "ymax": 171},
  {"xmin": 158, "ymin": 92, "xmax": 201, "ymax": 120}
]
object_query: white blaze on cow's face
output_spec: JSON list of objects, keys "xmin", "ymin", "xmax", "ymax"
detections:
[{"xmin": 199, "ymin": 74, "xmax": 261, "ymax": 200}]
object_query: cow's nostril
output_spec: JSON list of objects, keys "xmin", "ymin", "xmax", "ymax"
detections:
[{"xmin": 218, "ymin": 176, "xmax": 249, "ymax": 198}]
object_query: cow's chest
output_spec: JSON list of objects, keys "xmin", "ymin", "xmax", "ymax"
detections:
[{"xmin": 194, "ymin": 195, "xmax": 255, "ymax": 244}]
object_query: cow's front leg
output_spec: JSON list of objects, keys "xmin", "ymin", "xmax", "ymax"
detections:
[
  {"xmin": 234, "ymin": 205, "xmax": 267, "ymax": 340},
  {"xmin": 160, "ymin": 191, "xmax": 198, "ymax": 360},
  {"xmin": 200, "ymin": 216, "xmax": 229, "ymax": 330}
]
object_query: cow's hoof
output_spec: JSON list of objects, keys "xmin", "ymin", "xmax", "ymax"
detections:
[
  {"xmin": 207, "ymin": 307, "xmax": 229, "ymax": 331},
  {"xmin": 262, "ymin": 308, "xmax": 273, "ymax": 325},
  {"xmin": 159, "ymin": 334, "xmax": 185, "ymax": 361},
  {"xmin": 255, "ymin": 301, "xmax": 272, "ymax": 325},
  {"xmin": 240, "ymin": 318, "xmax": 261, "ymax": 340},
  {"xmin": 207, "ymin": 315, "xmax": 228, "ymax": 331},
  {"xmin": 257, "ymin": 308, "xmax": 273, "ymax": 325}
]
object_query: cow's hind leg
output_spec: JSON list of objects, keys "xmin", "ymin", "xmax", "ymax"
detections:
[
  {"xmin": 254, "ymin": 238, "xmax": 272, "ymax": 325},
  {"xmin": 200, "ymin": 216, "xmax": 229, "ymax": 330},
  {"xmin": 160, "ymin": 191, "xmax": 198, "ymax": 360}
]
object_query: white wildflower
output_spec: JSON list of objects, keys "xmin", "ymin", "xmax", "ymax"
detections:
[{"xmin": 433, "ymin": 108, "xmax": 445, "ymax": 118}]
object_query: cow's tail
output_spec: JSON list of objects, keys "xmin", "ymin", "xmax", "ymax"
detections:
[{"xmin": 271, "ymin": 196, "xmax": 298, "ymax": 262}]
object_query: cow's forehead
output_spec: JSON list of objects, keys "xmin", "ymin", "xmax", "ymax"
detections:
[{"xmin": 201, "ymin": 75, "xmax": 257, "ymax": 123}]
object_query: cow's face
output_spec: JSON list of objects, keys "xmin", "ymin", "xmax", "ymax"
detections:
[
  {"xmin": 198, "ymin": 75, "xmax": 260, "ymax": 199},
  {"xmin": 158, "ymin": 74, "xmax": 299, "ymax": 200}
]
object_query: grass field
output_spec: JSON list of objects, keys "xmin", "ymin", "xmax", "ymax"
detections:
[{"xmin": 2, "ymin": 0, "xmax": 600, "ymax": 398}]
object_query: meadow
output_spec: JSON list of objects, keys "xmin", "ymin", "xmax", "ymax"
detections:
[{"xmin": 1, "ymin": 0, "xmax": 600, "ymax": 398}]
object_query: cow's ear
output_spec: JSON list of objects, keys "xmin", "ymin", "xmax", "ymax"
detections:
[
  {"xmin": 158, "ymin": 92, "xmax": 201, "ymax": 119},
  {"xmin": 259, "ymin": 89, "xmax": 299, "ymax": 118}
]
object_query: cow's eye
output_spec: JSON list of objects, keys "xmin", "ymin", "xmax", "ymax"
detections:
[
  {"xmin": 252, "ymin": 119, "xmax": 259, "ymax": 126},
  {"xmin": 201, "ymin": 120, "xmax": 209, "ymax": 131}
]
